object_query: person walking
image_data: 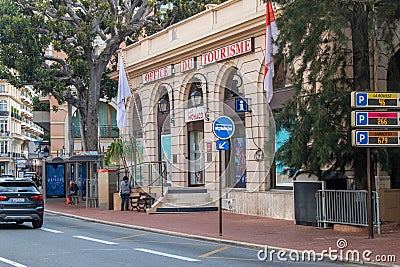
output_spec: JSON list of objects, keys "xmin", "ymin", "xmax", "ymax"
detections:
[{"xmin": 119, "ymin": 176, "xmax": 132, "ymax": 211}]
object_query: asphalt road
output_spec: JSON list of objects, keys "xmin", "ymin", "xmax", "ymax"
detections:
[{"xmin": 0, "ymin": 214, "xmax": 363, "ymax": 267}]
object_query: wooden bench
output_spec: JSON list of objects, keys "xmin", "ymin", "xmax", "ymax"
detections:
[{"xmin": 130, "ymin": 192, "xmax": 155, "ymax": 212}]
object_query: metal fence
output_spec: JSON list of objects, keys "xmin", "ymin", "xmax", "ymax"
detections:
[
  {"xmin": 120, "ymin": 161, "xmax": 167, "ymax": 198},
  {"xmin": 316, "ymin": 190, "xmax": 380, "ymax": 234}
]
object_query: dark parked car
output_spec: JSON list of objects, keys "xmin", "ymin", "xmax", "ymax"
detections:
[
  {"xmin": 0, "ymin": 178, "xmax": 44, "ymax": 228},
  {"xmin": 0, "ymin": 174, "xmax": 15, "ymax": 179}
]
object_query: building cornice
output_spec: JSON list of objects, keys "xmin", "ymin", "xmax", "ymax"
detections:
[{"xmin": 113, "ymin": 0, "xmax": 266, "ymax": 82}]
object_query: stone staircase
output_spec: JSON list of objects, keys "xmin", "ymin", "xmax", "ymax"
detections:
[{"xmin": 150, "ymin": 187, "xmax": 218, "ymax": 213}]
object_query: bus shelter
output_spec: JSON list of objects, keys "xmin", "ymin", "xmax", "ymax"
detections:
[{"xmin": 43, "ymin": 154, "xmax": 104, "ymax": 208}]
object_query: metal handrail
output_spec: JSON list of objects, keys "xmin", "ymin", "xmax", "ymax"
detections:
[{"xmin": 123, "ymin": 161, "xmax": 168, "ymax": 197}]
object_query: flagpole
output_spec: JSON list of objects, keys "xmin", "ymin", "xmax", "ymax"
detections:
[
  {"xmin": 119, "ymin": 51, "xmax": 144, "ymax": 137},
  {"xmin": 264, "ymin": 0, "xmax": 278, "ymax": 104}
]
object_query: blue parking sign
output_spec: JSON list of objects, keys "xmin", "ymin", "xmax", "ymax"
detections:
[
  {"xmin": 355, "ymin": 92, "xmax": 368, "ymax": 107},
  {"xmin": 356, "ymin": 131, "xmax": 369, "ymax": 145},
  {"xmin": 356, "ymin": 112, "xmax": 368, "ymax": 126}
]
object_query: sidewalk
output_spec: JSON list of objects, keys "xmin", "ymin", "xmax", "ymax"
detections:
[{"xmin": 45, "ymin": 198, "xmax": 399, "ymax": 266}]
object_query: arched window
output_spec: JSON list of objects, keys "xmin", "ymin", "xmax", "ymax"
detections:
[
  {"xmin": 99, "ymin": 102, "xmax": 117, "ymax": 138},
  {"xmin": 72, "ymin": 103, "xmax": 118, "ymax": 138},
  {"xmin": 0, "ymin": 100, "xmax": 7, "ymax": 111},
  {"xmin": 186, "ymin": 77, "xmax": 205, "ymax": 186},
  {"xmin": 132, "ymin": 94, "xmax": 143, "ymax": 138}
]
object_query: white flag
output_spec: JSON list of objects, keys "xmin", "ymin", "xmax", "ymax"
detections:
[
  {"xmin": 264, "ymin": 1, "xmax": 279, "ymax": 103},
  {"xmin": 116, "ymin": 55, "xmax": 132, "ymax": 130}
]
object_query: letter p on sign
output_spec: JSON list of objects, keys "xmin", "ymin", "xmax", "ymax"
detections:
[
  {"xmin": 356, "ymin": 112, "xmax": 367, "ymax": 126},
  {"xmin": 357, "ymin": 131, "xmax": 368, "ymax": 145},
  {"xmin": 356, "ymin": 92, "xmax": 368, "ymax": 107}
]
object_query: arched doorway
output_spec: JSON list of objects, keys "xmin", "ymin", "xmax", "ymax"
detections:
[
  {"xmin": 157, "ymin": 86, "xmax": 171, "ymax": 165},
  {"xmin": 223, "ymin": 67, "xmax": 246, "ymax": 188},
  {"xmin": 187, "ymin": 76, "xmax": 205, "ymax": 186},
  {"xmin": 130, "ymin": 94, "xmax": 144, "ymax": 185}
]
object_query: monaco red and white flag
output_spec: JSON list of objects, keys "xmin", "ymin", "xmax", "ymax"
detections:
[
  {"xmin": 264, "ymin": 1, "xmax": 279, "ymax": 103},
  {"xmin": 117, "ymin": 54, "xmax": 132, "ymax": 130}
]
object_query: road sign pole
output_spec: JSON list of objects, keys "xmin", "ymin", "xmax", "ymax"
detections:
[
  {"xmin": 366, "ymin": 148, "xmax": 374, "ymax": 239},
  {"xmin": 213, "ymin": 116, "xmax": 235, "ymax": 237},
  {"xmin": 219, "ymin": 149, "xmax": 222, "ymax": 236}
]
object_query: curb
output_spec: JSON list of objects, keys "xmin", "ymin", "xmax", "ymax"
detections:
[{"xmin": 46, "ymin": 210, "xmax": 398, "ymax": 267}]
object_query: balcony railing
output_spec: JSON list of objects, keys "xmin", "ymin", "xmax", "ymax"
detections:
[
  {"xmin": 11, "ymin": 112, "xmax": 22, "ymax": 121},
  {"xmin": 0, "ymin": 131, "xmax": 9, "ymax": 137},
  {"xmin": 100, "ymin": 125, "xmax": 119, "ymax": 138},
  {"xmin": 73, "ymin": 125, "xmax": 119, "ymax": 138}
]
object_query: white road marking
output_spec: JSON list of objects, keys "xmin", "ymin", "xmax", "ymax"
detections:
[
  {"xmin": 135, "ymin": 248, "xmax": 200, "ymax": 262},
  {"xmin": 41, "ymin": 228, "xmax": 64, "ymax": 234},
  {"xmin": 73, "ymin": 236, "xmax": 118, "ymax": 245},
  {"xmin": 0, "ymin": 256, "xmax": 27, "ymax": 267}
]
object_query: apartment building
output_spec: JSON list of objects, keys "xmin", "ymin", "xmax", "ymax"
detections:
[{"xmin": 0, "ymin": 81, "xmax": 44, "ymax": 176}]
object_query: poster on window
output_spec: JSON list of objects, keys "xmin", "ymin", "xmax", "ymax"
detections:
[
  {"xmin": 234, "ymin": 138, "xmax": 246, "ymax": 188},
  {"xmin": 77, "ymin": 163, "xmax": 87, "ymax": 198},
  {"xmin": 161, "ymin": 135, "xmax": 172, "ymax": 182},
  {"xmin": 276, "ymin": 129, "xmax": 293, "ymax": 186},
  {"xmin": 45, "ymin": 163, "xmax": 65, "ymax": 198}
]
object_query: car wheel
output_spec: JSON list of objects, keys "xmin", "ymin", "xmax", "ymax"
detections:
[{"xmin": 32, "ymin": 218, "xmax": 43, "ymax": 229}]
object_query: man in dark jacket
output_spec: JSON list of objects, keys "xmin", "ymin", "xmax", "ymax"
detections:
[
  {"xmin": 119, "ymin": 176, "xmax": 132, "ymax": 211},
  {"xmin": 67, "ymin": 181, "xmax": 79, "ymax": 205}
]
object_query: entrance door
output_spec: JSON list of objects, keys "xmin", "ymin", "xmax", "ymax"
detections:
[{"xmin": 188, "ymin": 130, "xmax": 204, "ymax": 186}]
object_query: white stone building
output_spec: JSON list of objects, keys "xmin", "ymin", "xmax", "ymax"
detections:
[
  {"xmin": 119, "ymin": 0, "xmax": 400, "ymax": 222},
  {"xmin": 119, "ymin": 0, "xmax": 294, "ymax": 219}
]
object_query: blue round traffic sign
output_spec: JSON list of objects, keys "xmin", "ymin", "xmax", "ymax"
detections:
[{"xmin": 213, "ymin": 116, "xmax": 235, "ymax": 140}]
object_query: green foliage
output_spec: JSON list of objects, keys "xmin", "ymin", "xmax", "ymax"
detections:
[
  {"xmin": 143, "ymin": 0, "xmax": 228, "ymax": 35},
  {"xmin": 104, "ymin": 139, "xmax": 124, "ymax": 167},
  {"xmin": 32, "ymin": 96, "xmax": 50, "ymax": 111},
  {"xmin": 0, "ymin": 0, "xmax": 226, "ymax": 151},
  {"xmin": 0, "ymin": 0, "xmax": 156, "ymax": 150},
  {"xmin": 40, "ymin": 131, "xmax": 50, "ymax": 141},
  {"xmin": 104, "ymin": 136, "xmax": 142, "ymax": 176},
  {"xmin": 274, "ymin": 0, "xmax": 399, "ymax": 187}
]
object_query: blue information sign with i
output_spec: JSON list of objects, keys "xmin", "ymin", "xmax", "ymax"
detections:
[{"xmin": 235, "ymin": 98, "xmax": 249, "ymax": 112}]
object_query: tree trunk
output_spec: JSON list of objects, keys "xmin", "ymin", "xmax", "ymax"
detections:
[
  {"xmin": 351, "ymin": 3, "xmax": 371, "ymax": 189},
  {"xmin": 85, "ymin": 69, "xmax": 103, "ymax": 151},
  {"xmin": 79, "ymin": 109, "xmax": 87, "ymax": 152}
]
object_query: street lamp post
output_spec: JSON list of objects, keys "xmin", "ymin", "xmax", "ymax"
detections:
[
  {"xmin": 191, "ymin": 73, "xmax": 209, "ymax": 120},
  {"xmin": 157, "ymin": 93, "xmax": 170, "ymax": 196},
  {"xmin": 158, "ymin": 98, "xmax": 168, "ymax": 114},
  {"xmin": 190, "ymin": 89, "xmax": 202, "ymax": 107},
  {"xmin": 158, "ymin": 83, "xmax": 174, "ymax": 126}
]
